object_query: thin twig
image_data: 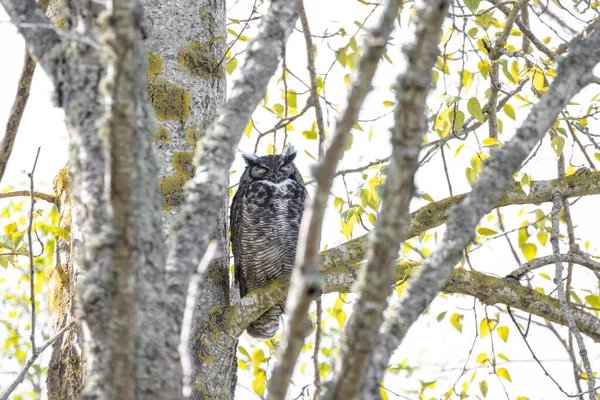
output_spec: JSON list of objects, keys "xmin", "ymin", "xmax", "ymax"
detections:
[
  {"xmin": 27, "ymin": 147, "xmax": 40, "ymax": 358},
  {"xmin": 312, "ymin": 297, "xmax": 322, "ymax": 400},
  {"xmin": 0, "ymin": 322, "xmax": 74, "ymax": 400},
  {"xmin": 551, "ymin": 190, "xmax": 596, "ymax": 400},
  {"xmin": 299, "ymin": 4, "xmax": 326, "ymax": 159},
  {"xmin": 0, "ymin": 190, "xmax": 56, "ymax": 204},
  {"xmin": 0, "ymin": 53, "xmax": 36, "ymax": 185}
]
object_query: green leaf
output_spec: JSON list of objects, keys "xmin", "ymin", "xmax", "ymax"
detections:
[
  {"xmin": 497, "ymin": 326, "xmax": 509, "ymax": 342},
  {"xmin": 286, "ymin": 90, "xmax": 297, "ymax": 109},
  {"xmin": 480, "ymin": 380, "xmax": 488, "ymax": 397},
  {"xmin": 226, "ymin": 58, "xmax": 238, "ymax": 75},
  {"xmin": 437, "ymin": 311, "xmax": 447, "ymax": 322},
  {"xmin": 449, "ymin": 313, "xmax": 464, "ymax": 333},
  {"xmin": 467, "ymin": 97, "xmax": 485, "ymax": 123},
  {"xmin": 503, "ymin": 104, "xmax": 516, "ymax": 120},
  {"xmin": 497, "ymin": 367, "xmax": 512, "ymax": 382},
  {"xmin": 551, "ymin": 135, "xmax": 565, "ymax": 156},
  {"xmin": 477, "ymin": 227, "xmax": 498, "ymax": 236},
  {"xmin": 452, "ymin": 110, "xmax": 465, "ymax": 132},
  {"xmin": 238, "ymin": 345, "xmax": 250, "ymax": 359},
  {"xmin": 521, "ymin": 243, "xmax": 537, "ymax": 261},
  {"xmin": 464, "ymin": 0, "xmax": 481, "ymax": 13}
]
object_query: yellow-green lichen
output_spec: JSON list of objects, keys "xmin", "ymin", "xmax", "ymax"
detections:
[
  {"xmin": 152, "ymin": 125, "xmax": 171, "ymax": 142},
  {"xmin": 56, "ymin": 18, "xmax": 67, "ymax": 29},
  {"xmin": 147, "ymin": 53, "xmax": 165, "ymax": 79},
  {"xmin": 158, "ymin": 151, "xmax": 194, "ymax": 210},
  {"xmin": 148, "ymin": 77, "xmax": 192, "ymax": 122},
  {"xmin": 178, "ymin": 42, "xmax": 224, "ymax": 80},
  {"xmin": 184, "ymin": 127, "xmax": 203, "ymax": 147}
]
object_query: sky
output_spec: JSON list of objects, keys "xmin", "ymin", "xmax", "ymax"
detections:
[{"xmin": 1, "ymin": 1, "xmax": 600, "ymax": 399}]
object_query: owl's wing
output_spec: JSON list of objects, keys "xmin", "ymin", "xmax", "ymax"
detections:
[{"xmin": 230, "ymin": 185, "xmax": 248, "ymax": 298}]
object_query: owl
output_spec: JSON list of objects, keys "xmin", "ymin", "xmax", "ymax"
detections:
[{"xmin": 230, "ymin": 146, "xmax": 307, "ymax": 339}]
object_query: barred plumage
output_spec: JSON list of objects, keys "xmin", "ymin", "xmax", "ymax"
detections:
[{"xmin": 230, "ymin": 146, "xmax": 307, "ymax": 339}]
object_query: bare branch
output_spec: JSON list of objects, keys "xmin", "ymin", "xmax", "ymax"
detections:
[
  {"xmin": 0, "ymin": 53, "xmax": 36, "ymax": 185},
  {"xmin": 509, "ymin": 253, "xmax": 600, "ymax": 279},
  {"xmin": 0, "ymin": 190, "xmax": 56, "ymax": 204},
  {"xmin": 550, "ymin": 190, "xmax": 596, "ymax": 399},
  {"xmin": 27, "ymin": 147, "xmax": 41, "ymax": 360}
]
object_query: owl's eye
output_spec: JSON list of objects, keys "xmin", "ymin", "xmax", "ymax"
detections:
[
  {"xmin": 280, "ymin": 164, "xmax": 292, "ymax": 172},
  {"xmin": 252, "ymin": 166, "xmax": 268, "ymax": 176}
]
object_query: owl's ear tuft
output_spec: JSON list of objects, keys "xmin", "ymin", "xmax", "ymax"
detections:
[
  {"xmin": 242, "ymin": 152, "xmax": 259, "ymax": 165},
  {"xmin": 281, "ymin": 145, "xmax": 297, "ymax": 163}
]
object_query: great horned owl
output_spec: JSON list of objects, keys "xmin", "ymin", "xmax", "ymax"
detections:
[{"xmin": 230, "ymin": 146, "xmax": 307, "ymax": 339}]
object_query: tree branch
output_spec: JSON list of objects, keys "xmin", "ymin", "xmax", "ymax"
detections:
[
  {"xmin": 267, "ymin": 0, "xmax": 404, "ymax": 395},
  {"xmin": 215, "ymin": 263, "xmax": 600, "ymax": 350},
  {"xmin": 0, "ymin": 322, "xmax": 73, "ymax": 400},
  {"xmin": 364, "ymin": 28, "xmax": 600, "ymax": 391},
  {"xmin": 330, "ymin": 1, "xmax": 449, "ymax": 398},
  {"xmin": 0, "ymin": 0, "xmax": 63, "ymax": 85},
  {"xmin": 0, "ymin": 191, "xmax": 56, "ymax": 204},
  {"xmin": 550, "ymin": 190, "xmax": 596, "ymax": 399}
]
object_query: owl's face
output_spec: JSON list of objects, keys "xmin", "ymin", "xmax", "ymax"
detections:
[{"xmin": 240, "ymin": 146, "xmax": 303, "ymax": 184}]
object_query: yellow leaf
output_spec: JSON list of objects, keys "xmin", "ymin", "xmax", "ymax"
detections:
[
  {"xmin": 482, "ymin": 137, "xmax": 500, "ymax": 147},
  {"xmin": 497, "ymin": 367, "xmax": 512, "ymax": 382},
  {"xmin": 243, "ymin": 119, "xmax": 253, "ymax": 138},
  {"xmin": 476, "ymin": 352, "xmax": 488, "ymax": 365},
  {"xmin": 251, "ymin": 349, "xmax": 265, "ymax": 370},
  {"xmin": 380, "ymin": 384, "xmax": 389, "ymax": 400},
  {"xmin": 531, "ymin": 67, "xmax": 544, "ymax": 91},
  {"xmin": 341, "ymin": 215, "xmax": 356, "ymax": 239},
  {"xmin": 497, "ymin": 326, "xmax": 509, "ymax": 342},
  {"xmin": 252, "ymin": 368, "xmax": 266, "ymax": 396},
  {"xmin": 4, "ymin": 222, "xmax": 17, "ymax": 235},
  {"xmin": 480, "ymin": 318, "xmax": 497, "ymax": 338},
  {"xmin": 336, "ymin": 309, "xmax": 347, "ymax": 328},
  {"xmin": 521, "ymin": 243, "xmax": 537, "ymax": 261},
  {"xmin": 498, "ymin": 353, "xmax": 509, "ymax": 361},
  {"xmin": 465, "ymin": 167, "xmax": 477, "ymax": 187},
  {"xmin": 449, "ymin": 313, "xmax": 464, "ymax": 333},
  {"xmin": 537, "ymin": 231, "xmax": 548, "ymax": 246}
]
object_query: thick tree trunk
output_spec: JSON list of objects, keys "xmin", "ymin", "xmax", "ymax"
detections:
[{"xmin": 46, "ymin": 165, "xmax": 84, "ymax": 400}]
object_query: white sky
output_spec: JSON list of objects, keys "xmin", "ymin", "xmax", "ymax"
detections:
[{"xmin": 1, "ymin": 1, "xmax": 600, "ymax": 399}]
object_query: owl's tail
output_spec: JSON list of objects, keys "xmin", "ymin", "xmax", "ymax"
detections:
[{"xmin": 246, "ymin": 304, "xmax": 283, "ymax": 339}]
